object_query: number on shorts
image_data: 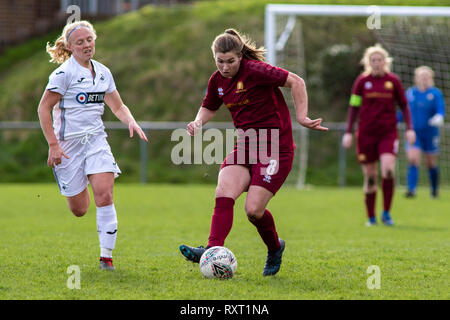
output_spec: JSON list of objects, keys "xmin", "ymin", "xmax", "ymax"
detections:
[{"xmin": 266, "ymin": 159, "xmax": 278, "ymax": 176}]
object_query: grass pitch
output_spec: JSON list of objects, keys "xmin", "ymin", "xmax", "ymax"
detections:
[{"xmin": 0, "ymin": 183, "xmax": 448, "ymax": 300}]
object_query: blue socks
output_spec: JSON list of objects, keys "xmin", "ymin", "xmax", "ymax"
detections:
[
  {"xmin": 407, "ymin": 165, "xmax": 418, "ymax": 193},
  {"xmin": 407, "ymin": 165, "xmax": 439, "ymax": 196},
  {"xmin": 428, "ymin": 167, "xmax": 439, "ymax": 196}
]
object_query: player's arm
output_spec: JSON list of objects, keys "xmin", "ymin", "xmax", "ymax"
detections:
[
  {"xmin": 37, "ymin": 90, "xmax": 69, "ymax": 167},
  {"xmin": 394, "ymin": 79, "xmax": 415, "ymax": 144},
  {"xmin": 284, "ymin": 72, "xmax": 328, "ymax": 131},
  {"xmin": 429, "ymin": 89, "xmax": 445, "ymax": 127},
  {"xmin": 187, "ymin": 107, "xmax": 217, "ymax": 136},
  {"xmin": 342, "ymin": 76, "xmax": 364, "ymax": 149},
  {"xmin": 105, "ymin": 90, "xmax": 148, "ymax": 142}
]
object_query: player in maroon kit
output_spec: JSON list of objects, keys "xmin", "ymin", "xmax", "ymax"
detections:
[
  {"xmin": 342, "ymin": 44, "xmax": 415, "ymax": 226},
  {"xmin": 179, "ymin": 29, "xmax": 327, "ymax": 276}
]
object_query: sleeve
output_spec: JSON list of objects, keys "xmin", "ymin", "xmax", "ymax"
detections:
[
  {"xmin": 201, "ymin": 74, "xmax": 222, "ymax": 111},
  {"xmin": 105, "ymin": 67, "xmax": 117, "ymax": 93},
  {"xmin": 248, "ymin": 61, "xmax": 289, "ymax": 87},
  {"xmin": 45, "ymin": 68, "xmax": 69, "ymax": 96},
  {"xmin": 433, "ymin": 88, "xmax": 446, "ymax": 117},
  {"xmin": 345, "ymin": 76, "xmax": 364, "ymax": 133},
  {"xmin": 393, "ymin": 76, "xmax": 413, "ymax": 130},
  {"xmin": 349, "ymin": 75, "xmax": 364, "ymax": 108}
]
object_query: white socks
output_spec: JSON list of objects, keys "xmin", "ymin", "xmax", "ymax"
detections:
[{"xmin": 97, "ymin": 203, "xmax": 118, "ymax": 258}]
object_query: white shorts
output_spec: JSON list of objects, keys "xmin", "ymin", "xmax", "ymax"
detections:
[{"xmin": 52, "ymin": 133, "xmax": 121, "ymax": 197}]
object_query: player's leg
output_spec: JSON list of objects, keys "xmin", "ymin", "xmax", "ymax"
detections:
[
  {"xmin": 425, "ymin": 153, "xmax": 439, "ymax": 198},
  {"xmin": 380, "ymin": 153, "xmax": 396, "ymax": 225},
  {"xmin": 208, "ymin": 164, "xmax": 251, "ymax": 247},
  {"xmin": 66, "ymin": 188, "xmax": 90, "ymax": 217},
  {"xmin": 180, "ymin": 164, "xmax": 250, "ymax": 263},
  {"xmin": 245, "ymin": 152, "xmax": 293, "ymax": 276},
  {"xmin": 362, "ymin": 162, "xmax": 378, "ymax": 225},
  {"xmin": 245, "ymin": 185, "xmax": 285, "ymax": 276},
  {"xmin": 423, "ymin": 131, "xmax": 440, "ymax": 198},
  {"xmin": 406, "ymin": 147, "xmax": 421, "ymax": 198},
  {"xmin": 89, "ymin": 172, "xmax": 117, "ymax": 270}
]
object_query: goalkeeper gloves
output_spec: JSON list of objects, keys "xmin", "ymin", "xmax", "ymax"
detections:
[{"xmin": 429, "ymin": 114, "xmax": 444, "ymax": 127}]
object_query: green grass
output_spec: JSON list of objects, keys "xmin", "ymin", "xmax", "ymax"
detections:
[{"xmin": 0, "ymin": 183, "xmax": 448, "ymax": 300}]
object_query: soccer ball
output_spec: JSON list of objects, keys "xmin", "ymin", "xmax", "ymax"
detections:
[{"xmin": 199, "ymin": 246, "xmax": 237, "ymax": 279}]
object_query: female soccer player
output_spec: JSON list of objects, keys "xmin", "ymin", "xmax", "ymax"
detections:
[
  {"xmin": 179, "ymin": 29, "xmax": 327, "ymax": 276},
  {"xmin": 402, "ymin": 66, "xmax": 445, "ymax": 198},
  {"xmin": 342, "ymin": 44, "xmax": 415, "ymax": 226},
  {"xmin": 38, "ymin": 20, "xmax": 148, "ymax": 270}
]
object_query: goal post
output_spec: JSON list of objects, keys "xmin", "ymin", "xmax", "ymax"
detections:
[{"xmin": 265, "ymin": 4, "xmax": 450, "ymax": 188}]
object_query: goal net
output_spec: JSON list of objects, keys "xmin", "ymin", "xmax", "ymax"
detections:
[{"xmin": 265, "ymin": 4, "xmax": 450, "ymax": 188}]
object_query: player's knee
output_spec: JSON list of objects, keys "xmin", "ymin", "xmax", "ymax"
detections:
[
  {"xmin": 245, "ymin": 204, "xmax": 263, "ymax": 222},
  {"xmin": 384, "ymin": 169, "xmax": 394, "ymax": 179},
  {"xmin": 367, "ymin": 176, "xmax": 376, "ymax": 187},
  {"xmin": 71, "ymin": 207, "xmax": 87, "ymax": 217},
  {"xmin": 94, "ymin": 191, "xmax": 113, "ymax": 208}
]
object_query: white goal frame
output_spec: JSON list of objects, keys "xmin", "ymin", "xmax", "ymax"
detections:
[{"xmin": 265, "ymin": 4, "xmax": 450, "ymax": 188}]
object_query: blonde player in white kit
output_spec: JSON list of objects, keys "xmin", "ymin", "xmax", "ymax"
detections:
[{"xmin": 38, "ymin": 21, "xmax": 148, "ymax": 270}]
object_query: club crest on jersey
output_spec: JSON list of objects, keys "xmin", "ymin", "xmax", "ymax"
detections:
[
  {"xmin": 218, "ymin": 87, "xmax": 224, "ymax": 96},
  {"xmin": 236, "ymin": 81, "xmax": 247, "ymax": 93},
  {"xmin": 384, "ymin": 81, "xmax": 393, "ymax": 90},
  {"xmin": 364, "ymin": 81, "xmax": 372, "ymax": 89},
  {"xmin": 427, "ymin": 93, "xmax": 434, "ymax": 100},
  {"xmin": 76, "ymin": 92, "xmax": 105, "ymax": 104}
]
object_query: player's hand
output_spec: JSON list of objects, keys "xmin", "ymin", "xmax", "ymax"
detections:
[
  {"xmin": 405, "ymin": 129, "xmax": 416, "ymax": 146},
  {"xmin": 428, "ymin": 114, "xmax": 444, "ymax": 127},
  {"xmin": 342, "ymin": 132, "xmax": 353, "ymax": 149},
  {"xmin": 297, "ymin": 117, "xmax": 328, "ymax": 131},
  {"xmin": 129, "ymin": 121, "xmax": 148, "ymax": 142},
  {"xmin": 48, "ymin": 143, "xmax": 69, "ymax": 168},
  {"xmin": 187, "ymin": 120, "xmax": 202, "ymax": 136}
]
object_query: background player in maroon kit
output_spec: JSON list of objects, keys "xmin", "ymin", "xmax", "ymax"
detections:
[
  {"xmin": 179, "ymin": 29, "xmax": 327, "ymax": 276},
  {"xmin": 342, "ymin": 44, "xmax": 415, "ymax": 226}
]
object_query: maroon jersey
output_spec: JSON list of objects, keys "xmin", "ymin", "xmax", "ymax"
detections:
[
  {"xmin": 351, "ymin": 72, "xmax": 409, "ymax": 136},
  {"xmin": 202, "ymin": 58, "xmax": 294, "ymax": 153}
]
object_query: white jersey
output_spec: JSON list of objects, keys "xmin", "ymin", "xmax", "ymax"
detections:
[{"xmin": 46, "ymin": 55, "xmax": 116, "ymax": 140}]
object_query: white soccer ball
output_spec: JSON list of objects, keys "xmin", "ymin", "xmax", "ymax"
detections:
[{"xmin": 199, "ymin": 246, "xmax": 237, "ymax": 279}]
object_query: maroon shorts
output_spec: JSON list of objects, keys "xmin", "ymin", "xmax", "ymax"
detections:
[
  {"xmin": 356, "ymin": 130, "xmax": 399, "ymax": 164},
  {"xmin": 220, "ymin": 148, "xmax": 294, "ymax": 195}
]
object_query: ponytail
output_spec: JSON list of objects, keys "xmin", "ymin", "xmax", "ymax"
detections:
[{"xmin": 212, "ymin": 28, "xmax": 266, "ymax": 61}]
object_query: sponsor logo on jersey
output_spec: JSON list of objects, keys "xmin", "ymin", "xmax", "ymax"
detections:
[
  {"xmin": 236, "ymin": 81, "xmax": 247, "ymax": 93},
  {"xmin": 55, "ymin": 71, "xmax": 65, "ymax": 75},
  {"xmin": 364, "ymin": 81, "xmax": 372, "ymax": 89},
  {"xmin": 77, "ymin": 77, "xmax": 85, "ymax": 83},
  {"xmin": 384, "ymin": 81, "xmax": 393, "ymax": 90},
  {"xmin": 76, "ymin": 92, "xmax": 105, "ymax": 104}
]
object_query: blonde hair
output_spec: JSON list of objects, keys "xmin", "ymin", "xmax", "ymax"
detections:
[
  {"xmin": 414, "ymin": 65, "xmax": 435, "ymax": 87},
  {"xmin": 361, "ymin": 44, "xmax": 393, "ymax": 75},
  {"xmin": 46, "ymin": 20, "xmax": 97, "ymax": 64},
  {"xmin": 211, "ymin": 29, "xmax": 266, "ymax": 61}
]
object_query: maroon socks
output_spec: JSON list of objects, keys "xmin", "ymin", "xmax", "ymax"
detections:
[
  {"xmin": 207, "ymin": 197, "xmax": 235, "ymax": 247},
  {"xmin": 249, "ymin": 209, "xmax": 280, "ymax": 252},
  {"xmin": 382, "ymin": 177, "xmax": 394, "ymax": 212}
]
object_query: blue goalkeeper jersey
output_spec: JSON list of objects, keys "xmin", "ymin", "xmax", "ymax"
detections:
[{"xmin": 404, "ymin": 86, "xmax": 446, "ymax": 130}]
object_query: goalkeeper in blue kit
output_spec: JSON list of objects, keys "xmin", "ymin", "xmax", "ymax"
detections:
[{"xmin": 399, "ymin": 66, "xmax": 446, "ymax": 198}]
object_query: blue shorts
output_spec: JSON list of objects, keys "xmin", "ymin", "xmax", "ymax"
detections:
[{"xmin": 406, "ymin": 128, "xmax": 440, "ymax": 154}]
